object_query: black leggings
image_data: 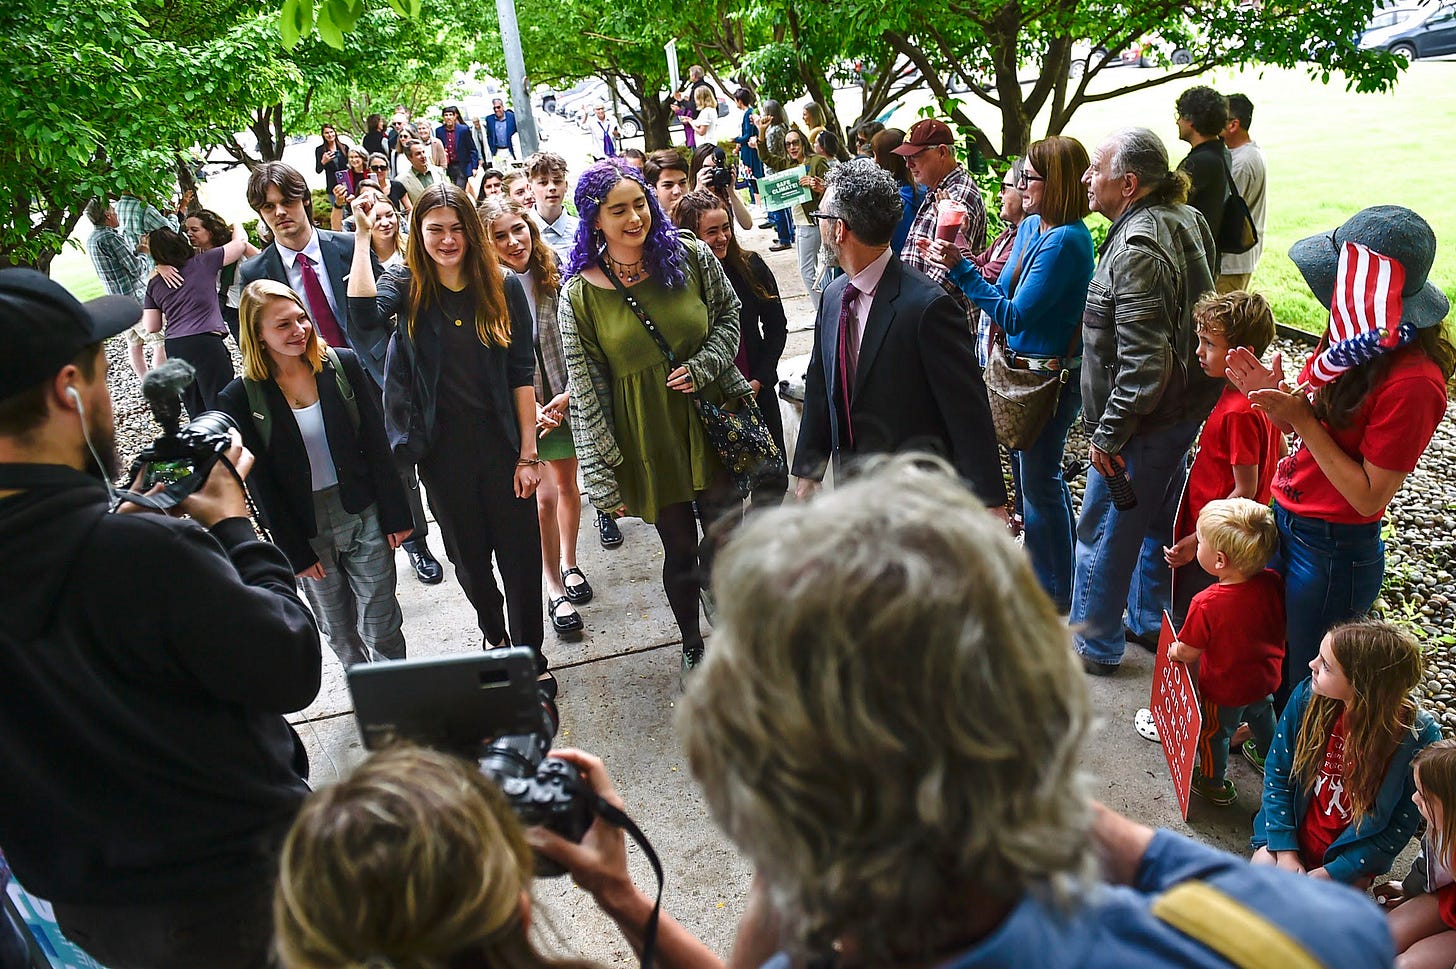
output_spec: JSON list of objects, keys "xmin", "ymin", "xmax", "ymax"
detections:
[
  {"xmin": 652, "ymin": 479, "xmax": 740, "ymax": 652},
  {"xmin": 166, "ymin": 332, "xmax": 233, "ymax": 419}
]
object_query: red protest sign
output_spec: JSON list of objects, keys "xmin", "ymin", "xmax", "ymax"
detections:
[{"xmin": 1150, "ymin": 610, "xmax": 1202, "ymax": 819}]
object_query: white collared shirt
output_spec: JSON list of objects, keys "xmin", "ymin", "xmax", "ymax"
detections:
[
  {"xmin": 843, "ymin": 247, "xmax": 893, "ymax": 356},
  {"xmin": 533, "ymin": 208, "xmax": 580, "ymax": 259},
  {"xmin": 275, "ymin": 231, "xmax": 341, "ymax": 320}
]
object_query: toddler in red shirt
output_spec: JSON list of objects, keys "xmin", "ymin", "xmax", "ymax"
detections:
[
  {"xmin": 1163, "ymin": 291, "xmax": 1284, "ymax": 625},
  {"xmin": 1167, "ymin": 498, "xmax": 1284, "ymax": 806}
]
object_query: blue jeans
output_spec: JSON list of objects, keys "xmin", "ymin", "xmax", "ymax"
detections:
[
  {"xmin": 1072, "ymin": 419, "xmax": 1200, "ymax": 666},
  {"xmin": 1014, "ymin": 375, "xmax": 1082, "ymax": 613},
  {"xmin": 1271, "ymin": 503, "xmax": 1384, "ymax": 707},
  {"xmin": 770, "ymin": 208, "xmax": 794, "ymax": 246}
]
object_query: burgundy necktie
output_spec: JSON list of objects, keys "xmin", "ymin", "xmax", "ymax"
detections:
[
  {"xmin": 836, "ymin": 283, "xmax": 861, "ymax": 447},
  {"xmin": 295, "ymin": 252, "xmax": 347, "ymax": 349}
]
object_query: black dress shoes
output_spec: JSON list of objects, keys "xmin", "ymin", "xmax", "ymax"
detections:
[
  {"xmin": 596, "ymin": 510, "xmax": 624, "ymax": 549},
  {"xmin": 403, "ymin": 539, "xmax": 444, "ymax": 584}
]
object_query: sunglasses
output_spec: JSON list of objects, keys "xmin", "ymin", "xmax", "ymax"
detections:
[{"xmin": 371, "ymin": 165, "xmax": 389, "ymax": 171}]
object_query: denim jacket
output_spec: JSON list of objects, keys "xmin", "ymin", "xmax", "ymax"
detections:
[
  {"xmin": 1252, "ymin": 677, "xmax": 1440, "ymax": 883},
  {"xmin": 1080, "ymin": 200, "xmax": 1220, "ymax": 455},
  {"xmin": 755, "ymin": 829, "xmax": 1393, "ymax": 968}
]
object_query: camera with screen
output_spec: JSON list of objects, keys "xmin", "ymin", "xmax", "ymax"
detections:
[
  {"xmin": 128, "ymin": 359, "xmax": 238, "ymax": 502},
  {"xmin": 347, "ymin": 648, "xmax": 592, "ymax": 876}
]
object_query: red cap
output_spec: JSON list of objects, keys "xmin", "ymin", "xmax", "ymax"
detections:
[{"xmin": 892, "ymin": 119, "xmax": 955, "ymax": 155}]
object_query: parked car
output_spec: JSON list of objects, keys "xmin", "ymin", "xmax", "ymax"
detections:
[{"xmin": 1362, "ymin": 0, "xmax": 1456, "ymax": 57}]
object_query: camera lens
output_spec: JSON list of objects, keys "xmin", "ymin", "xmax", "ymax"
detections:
[{"xmin": 183, "ymin": 410, "xmax": 238, "ymax": 439}]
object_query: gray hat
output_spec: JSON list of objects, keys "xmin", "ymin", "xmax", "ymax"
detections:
[{"xmin": 1288, "ymin": 205, "xmax": 1448, "ymax": 328}]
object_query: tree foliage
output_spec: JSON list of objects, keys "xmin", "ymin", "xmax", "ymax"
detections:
[
  {"xmin": 2, "ymin": 0, "xmax": 493, "ymax": 271},
  {"xmin": 0, "ymin": 0, "xmax": 196, "ymax": 270}
]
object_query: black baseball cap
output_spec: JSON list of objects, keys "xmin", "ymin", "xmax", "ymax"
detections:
[{"xmin": 0, "ymin": 268, "xmax": 140, "ymax": 402}]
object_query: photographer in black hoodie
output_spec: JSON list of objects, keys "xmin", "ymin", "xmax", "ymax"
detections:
[{"xmin": 0, "ymin": 269, "xmax": 321, "ymax": 969}]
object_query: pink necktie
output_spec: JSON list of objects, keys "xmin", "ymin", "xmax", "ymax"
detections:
[{"xmin": 295, "ymin": 252, "xmax": 346, "ymax": 349}]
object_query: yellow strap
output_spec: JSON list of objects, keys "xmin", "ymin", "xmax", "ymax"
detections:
[{"xmin": 1150, "ymin": 881, "xmax": 1322, "ymax": 969}]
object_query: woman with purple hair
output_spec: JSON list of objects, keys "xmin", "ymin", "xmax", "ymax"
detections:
[{"xmin": 558, "ymin": 160, "xmax": 751, "ymax": 683}]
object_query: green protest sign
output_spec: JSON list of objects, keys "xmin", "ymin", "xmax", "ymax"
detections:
[{"xmin": 760, "ymin": 165, "xmax": 811, "ymax": 213}]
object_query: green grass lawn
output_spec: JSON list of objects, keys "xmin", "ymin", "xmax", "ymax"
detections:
[{"xmin": 925, "ymin": 61, "xmax": 1456, "ymax": 332}]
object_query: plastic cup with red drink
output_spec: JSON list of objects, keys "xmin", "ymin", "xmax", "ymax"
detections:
[{"xmin": 936, "ymin": 199, "xmax": 967, "ymax": 242}]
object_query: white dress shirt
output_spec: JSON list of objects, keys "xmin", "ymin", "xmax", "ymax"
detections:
[{"xmin": 274, "ymin": 231, "xmax": 341, "ymax": 321}]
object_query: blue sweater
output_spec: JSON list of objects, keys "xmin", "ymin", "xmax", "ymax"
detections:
[
  {"xmin": 1251, "ymin": 677, "xmax": 1439, "ymax": 883},
  {"xmin": 892, "ymin": 182, "xmax": 925, "ymax": 254},
  {"xmin": 946, "ymin": 215, "xmax": 1093, "ymax": 359}
]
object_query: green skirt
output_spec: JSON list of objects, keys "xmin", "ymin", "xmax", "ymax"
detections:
[{"xmin": 539, "ymin": 415, "xmax": 577, "ymax": 463}]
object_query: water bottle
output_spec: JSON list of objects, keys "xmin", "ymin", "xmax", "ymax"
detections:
[{"xmin": 1106, "ymin": 467, "xmax": 1138, "ymax": 511}]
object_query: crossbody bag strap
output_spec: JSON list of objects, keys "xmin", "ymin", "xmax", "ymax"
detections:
[{"xmin": 600, "ymin": 262, "xmax": 683, "ymax": 370}]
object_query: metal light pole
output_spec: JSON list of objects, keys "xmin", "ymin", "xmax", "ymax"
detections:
[{"xmin": 496, "ymin": 0, "xmax": 539, "ymax": 156}]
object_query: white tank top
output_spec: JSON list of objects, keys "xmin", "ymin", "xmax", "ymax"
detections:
[{"xmin": 290, "ymin": 401, "xmax": 338, "ymax": 491}]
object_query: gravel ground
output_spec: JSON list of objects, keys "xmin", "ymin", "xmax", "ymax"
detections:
[{"xmin": 103, "ymin": 332, "xmax": 1456, "ymax": 729}]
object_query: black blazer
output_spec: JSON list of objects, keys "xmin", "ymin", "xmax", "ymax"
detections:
[
  {"xmin": 217, "ymin": 348, "xmax": 412, "ymax": 573},
  {"xmin": 354, "ymin": 266, "xmax": 536, "ymax": 466},
  {"xmin": 727, "ymin": 253, "xmax": 788, "ymax": 388},
  {"xmin": 239, "ymin": 231, "xmax": 388, "ymax": 387},
  {"xmin": 794, "ymin": 254, "xmax": 1007, "ymax": 506}
]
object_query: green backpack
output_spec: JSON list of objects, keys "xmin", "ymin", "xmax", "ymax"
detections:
[{"xmin": 242, "ymin": 345, "xmax": 359, "ymax": 450}]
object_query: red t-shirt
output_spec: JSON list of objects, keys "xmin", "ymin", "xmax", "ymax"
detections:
[
  {"xmin": 1439, "ymin": 882, "xmax": 1456, "ymax": 931},
  {"xmin": 1274, "ymin": 347, "xmax": 1448, "ymax": 525},
  {"xmin": 1297, "ymin": 713, "xmax": 1351, "ymax": 868},
  {"xmin": 1180, "ymin": 570, "xmax": 1285, "ymax": 705},
  {"xmin": 1176, "ymin": 386, "xmax": 1283, "ymax": 539}
]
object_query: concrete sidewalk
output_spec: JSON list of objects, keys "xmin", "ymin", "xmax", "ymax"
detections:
[{"xmin": 288, "ymin": 221, "xmax": 1278, "ymax": 964}]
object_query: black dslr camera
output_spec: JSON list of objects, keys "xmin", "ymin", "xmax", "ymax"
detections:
[
  {"xmin": 128, "ymin": 359, "xmax": 238, "ymax": 504},
  {"xmin": 479, "ymin": 692, "xmax": 593, "ymax": 876},
  {"xmin": 709, "ymin": 147, "xmax": 733, "ymax": 190},
  {"xmin": 347, "ymin": 649, "xmax": 593, "ymax": 876}
]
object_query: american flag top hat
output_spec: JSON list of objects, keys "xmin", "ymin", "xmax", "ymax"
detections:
[{"xmin": 1296, "ymin": 241, "xmax": 1417, "ymax": 391}]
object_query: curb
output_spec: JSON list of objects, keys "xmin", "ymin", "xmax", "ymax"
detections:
[{"xmin": 1276, "ymin": 322, "xmax": 1319, "ymax": 346}]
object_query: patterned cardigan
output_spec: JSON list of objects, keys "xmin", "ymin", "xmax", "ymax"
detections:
[{"xmin": 558, "ymin": 236, "xmax": 751, "ymax": 513}]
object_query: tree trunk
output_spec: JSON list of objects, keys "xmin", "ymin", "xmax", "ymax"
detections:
[
  {"xmin": 882, "ymin": 30, "xmax": 998, "ymax": 161},
  {"xmin": 621, "ymin": 73, "xmax": 674, "ymax": 151},
  {"xmin": 174, "ymin": 154, "xmax": 202, "ymax": 214},
  {"xmin": 787, "ymin": 9, "xmax": 843, "ymax": 146}
]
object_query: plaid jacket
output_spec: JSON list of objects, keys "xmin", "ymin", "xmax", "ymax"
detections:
[
  {"xmin": 558, "ymin": 236, "xmax": 750, "ymax": 513},
  {"xmin": 898, "ymin": 166, "xmax": 988, "ymax": 320},
  {"xmin": 532, "ymin": 280, "xmax": 569, "ymax": 403},
  {"xmin": 88, "ymin": 225, "xmax": 147, "ymax": 302}
]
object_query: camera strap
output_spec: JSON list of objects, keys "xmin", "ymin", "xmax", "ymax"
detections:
[{"xmin": 585, "ymin": 793, "xmax": 665, "ymax": 969}]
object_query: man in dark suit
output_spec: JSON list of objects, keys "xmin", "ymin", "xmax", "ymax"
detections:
[
  {"xmin": 435, "ymin": 105, "xmax": 479, "ymax": 190},
  {"xmin": 483, "ymin": 98, "xmax": 519, "ymax": 159},
  {"xmin": 793, "ymin": 160, "xmax": 1007, "ymax": 514},
  {"xmin": 240, "ymin": 161, "xmax": 444, "ymax": 585}
]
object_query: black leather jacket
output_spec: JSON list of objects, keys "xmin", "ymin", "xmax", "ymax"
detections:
[{"xmin": 1080, "ymin": 199, "xmax": 1221, "ymax": 454}]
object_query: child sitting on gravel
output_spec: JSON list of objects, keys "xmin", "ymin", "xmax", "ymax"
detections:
[
  {"xmin": 1251, "ymin": 619, "xmax": 1439, "ymax": 886},
  {"xmin": 1165, "ymin": 498, "xmax": 1285, "ymax": 806},
  {"xmin": 1386, "ymin": 739, "xmax": 1456, "ymax": 968},
  {"xmin": 1161, "ymin": 291, "xmax": 1283, "ymax": 623}
]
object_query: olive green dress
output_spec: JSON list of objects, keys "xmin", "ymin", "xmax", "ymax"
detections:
[{"xmin": 568, "ymin": 262, "xmax": 728, "ymax": 521}]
